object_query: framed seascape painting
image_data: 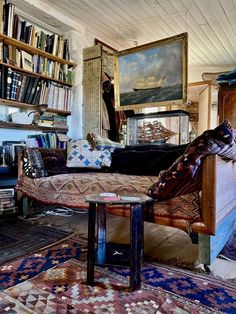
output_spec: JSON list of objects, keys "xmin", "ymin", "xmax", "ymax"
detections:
[{"xmin": 114, "ymin": 33, "xmax": 188, "ymax": 110}]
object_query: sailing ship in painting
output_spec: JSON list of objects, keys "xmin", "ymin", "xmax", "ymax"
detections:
[{"xmin": 132, "ymin": 75, "xmax": 166, "ymax": 91}]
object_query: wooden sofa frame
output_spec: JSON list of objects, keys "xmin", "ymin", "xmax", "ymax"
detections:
[
  {"xmin": 17, "ymin": 153, "xmax": 236, "ymax": 266},
  {"xmin": 153, "ymin": 155, "xmax": 236, "ymax": 265}
]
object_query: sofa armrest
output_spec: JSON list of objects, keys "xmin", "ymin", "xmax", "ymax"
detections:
[{"xmin": 201, "ymin": 154, "xmax": 236, "ymax": 235}]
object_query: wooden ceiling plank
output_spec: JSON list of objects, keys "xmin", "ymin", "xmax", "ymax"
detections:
[
  {"xmin": 156, "ymin": 0, "xmax": 219, "ymax": 65},
  {"xmin": 143, "ymin": 0, "xmax": 211, "ymax": 65},
  {"xmin": 116, "ymin": 0, "xmax": 164, "ymax": 44},
  {"xmin": 200, "ymin": 24, "xmax": 236, "ymax": 65},
  {"xmin": 195, "ymin": 0, "xmax": 236, "ymax": 63},
  {"xmin": 220, "ymin": 0, "xmax": 236, "ymax": 31},
  {"xmin": 174, "ymin": 0, "xmax": 230, "ymax": 64}
]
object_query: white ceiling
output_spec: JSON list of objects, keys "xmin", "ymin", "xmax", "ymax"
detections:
[{"xmin": 12, "ymin": 0, "xmax": 236, "ymax": 72}]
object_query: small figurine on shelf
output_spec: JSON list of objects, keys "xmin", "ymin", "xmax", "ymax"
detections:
[{"xmin": 28, "ymin": 104, "xmax": 48, "ymax": 125}]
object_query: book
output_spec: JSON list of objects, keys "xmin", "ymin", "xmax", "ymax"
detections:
[
  {"xmin": 24, "ymin": 76, "xmax": 34, "ymax": 103},
  {"xmin": 28, "ymin": 77, "xmax": 40, "ymax": 104},
  {"xmin": 0, "ymin": 0, "xmax": 3, "ymax": 34},
  {"xmin": 6, "ymin": 68, "xmax": 13, "ymax": 99},
  {"xmin": 21, "ymin": 50, "xmax": 33, "ymax": 71},
  {"xmin": 20, "ymin": 20, "xmax": 27, "ymax": 42},
  {"xmin": 18, "ymin": 75, "xmax": 28, "ymax": 102},
  {"xmin": 52, "ymin": 33, "xmax": 59, "ymax": 55},
  {"xmin": 3, "ymin": 3, "xmax": 10, "ymax": 35},
  {"xmin": 10, "ymin": 71, "xmax": 20, "ymax": 100}
]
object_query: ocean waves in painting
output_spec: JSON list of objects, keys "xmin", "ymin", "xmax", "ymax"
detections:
[{"xmin": 120, "ymin": 84, "xmax": 183, "ymax": 106}]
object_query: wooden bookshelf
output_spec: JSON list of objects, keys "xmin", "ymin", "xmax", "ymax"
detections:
[
  {"xmin": 0, "ymin": 98, "xmax": 71, "ymax": 116},
  {"xmin": 0, "ymin": 61, "xmax": 73, "ymax": 87},
  {"xmin": 0, "ymin": 121, "xmax": 68, "ymax": 132},
  {"xmin": 0, "ymin": 11, "xmax": 76, "ymax": 135},
  {"xmin": 0, "ymin": 34, "xmax": 76, "ymax": 68}
]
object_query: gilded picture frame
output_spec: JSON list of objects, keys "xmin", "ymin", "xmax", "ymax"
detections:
[{"xmin": 114, "ymin": 33, "xmax": 188, "ymax": 111}]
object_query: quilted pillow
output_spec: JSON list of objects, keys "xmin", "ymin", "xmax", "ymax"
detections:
[
  {"xmin": 149, "ymin": 120, "xmax": 236, "ymax": 201},
  {"xmin": 23, "ymin": 148, "xmax": 48, "ymax": 178},
  {"xmin": 87, "ymin": 133, "xmax": 124, "ymax": 150},
  {"xmin": 66, "ymin": 139, "xmax": 112, "ymax": 168},
  {"xmin": 38, "ymin": 148, "xmax": 68, "ymax": 176}
]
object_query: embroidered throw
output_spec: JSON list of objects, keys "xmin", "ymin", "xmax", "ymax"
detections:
[{"xmin": 149, "ymin": 120, "xmax": 236, "ymax": 201}]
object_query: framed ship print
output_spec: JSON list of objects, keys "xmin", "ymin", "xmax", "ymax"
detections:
[{"xmin": 114, "ymin": 33, "xmax": 188, "ymax": 111}]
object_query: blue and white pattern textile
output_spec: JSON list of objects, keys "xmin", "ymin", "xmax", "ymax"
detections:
[{"xmin": 66, "ymin": 139, "xmax": 112, "ymax": 168}]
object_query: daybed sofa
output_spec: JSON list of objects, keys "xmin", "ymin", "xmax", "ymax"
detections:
[{"xmin": 16, "ymin": 120, "xmax": 236, "ymax": 266}]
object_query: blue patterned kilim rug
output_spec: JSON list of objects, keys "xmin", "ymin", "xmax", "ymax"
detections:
[{"xmin": 0, "ymin": 237, "xmax": 235, "ymax": 313}]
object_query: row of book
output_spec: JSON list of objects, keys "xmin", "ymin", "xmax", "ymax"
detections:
[
  {"xmin": 0, "ymin": 44, "xmax": 73, "ymax": 83},
  {"xmin": 26, "ymin": 133, "xmax": 68, "ymax": 149},
  {"xmin": 0, "ymin": 65, "xmax": 72, "ymax": 111},
  {"xmin": 0, "ymin": 1, "xmax": 70, "ymax": 60},
  {"xmin": 38, "ymin": 81, "xmax": 72, "ymax": 111}
]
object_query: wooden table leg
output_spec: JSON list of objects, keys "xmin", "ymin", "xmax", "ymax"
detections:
[
  {"xmin": 96, "ymin": 203, "xmax": 107, "ymax": 264},
  {"xmin": 130, "ymin": 203, "xmax": 144, "ymax": 292},
  {"xmin": 87, "ymin": 202, "xmax": 96, "ymax": 286}
]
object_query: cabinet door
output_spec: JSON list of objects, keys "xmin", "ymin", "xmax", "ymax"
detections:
[
  {"xmin": 83, "ymin": 45, "xmax": 103, "ymax": 137},
  {"xmin": 198, "ymin": 85, "xmax": 211, "ymax": 134},
  {"xmin": 218, "ymin": 85, "xmax": 236, "ymax": 129}
]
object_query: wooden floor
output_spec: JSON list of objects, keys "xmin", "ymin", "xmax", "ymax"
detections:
[
  {"xmin": 33, "ymin": 210, "xmax": 198, "ymax": 266},
  {"xmin": 30, "ymin": 209, "xmax": 236, "ymax": 281}
]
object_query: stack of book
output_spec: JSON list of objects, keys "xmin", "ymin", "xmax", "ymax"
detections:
[
  {"xmin": 53, "ymin": 114, "xmax": 67, "ymax": 128},
  {"xmin": 0, "ymin": 188, "xmax": 17, "ymax": 215},
  {"xmin": 35, "ymin": 112, "xmax": 67, "ymax": 129}
]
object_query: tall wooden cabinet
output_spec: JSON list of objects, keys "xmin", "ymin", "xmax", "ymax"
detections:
[
  {"xmin": 218, "ymin": 83, "xmax": 236, "ymax": 128},
  {"xmin": 83, "ymin": 45, "xmax": 114, "ymax": 137}
]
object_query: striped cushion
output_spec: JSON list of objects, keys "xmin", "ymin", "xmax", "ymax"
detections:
[{"xmin": 23, "ymin": 148, "xmax": 48, "ymax": 178}]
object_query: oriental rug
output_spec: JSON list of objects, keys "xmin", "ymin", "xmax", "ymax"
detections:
[
  {"xmin": 0, "ymin": 238, "xmax": 235, "ymax": 313},
  {"xmin": 4, "ymin": 259, "xmax": 221, "ymax": 314},
  {"xmin": 0, "ymin": 291, "xmax": 34, "ymax": 313},
  {"xmin": 0, "ymin": 218, "xmax": 73, "ymax": 264}
]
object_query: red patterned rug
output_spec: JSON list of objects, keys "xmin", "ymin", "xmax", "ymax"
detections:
[
  {"xmin": 0, "ymin": 237, "xmax": 235, "ymax": 313},
  {"xmin": 0, "ymin": 291, "xmax": 33, "ymax": 313},
  {"xmin": 5, "ymin": 258, "xmax": 215, "ymax": 314}
]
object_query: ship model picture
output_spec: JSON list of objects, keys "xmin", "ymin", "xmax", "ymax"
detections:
[
  {"xmin": 132, "ymin": 75, "xmax": 166, "ymax": 91},
  {"xmin": 137, "ymin": 120, "xmax": 176, "ymax": 143}
]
